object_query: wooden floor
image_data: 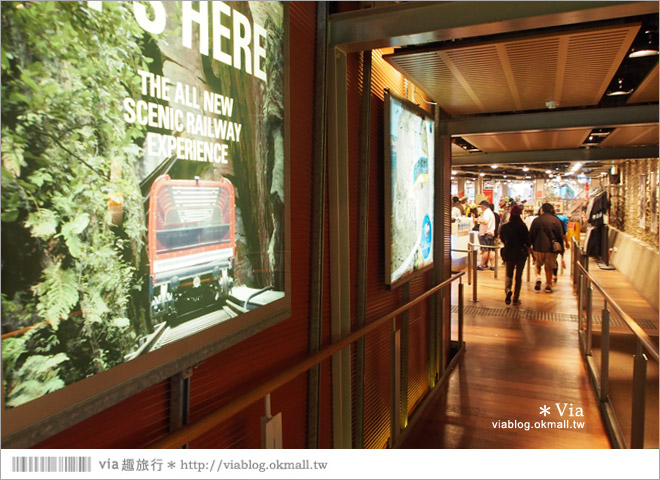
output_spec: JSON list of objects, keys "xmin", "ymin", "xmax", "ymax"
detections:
[{"xmin": 401, "ymin": 253, "xmax": 658, "ymax": 449}]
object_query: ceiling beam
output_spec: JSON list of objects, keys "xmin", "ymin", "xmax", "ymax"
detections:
[
  {"xmin": 329, "ymin": 1, "xmax": 659, "ymax": 52},
  {"xmin": 440, "ymin": 104, "xmax": 659, "ymax": 135},
  {"xmin": 453, "ymin": 145, "xmax": 659, "ymax": 165}
]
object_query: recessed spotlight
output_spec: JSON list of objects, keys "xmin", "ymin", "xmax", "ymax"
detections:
[
  {"xmin": 545, "ymin": 170, "xmax": 552, "ymax": 174},
  {"xmin": 491, "ymin": 164, "xmax": 498, "ymax": 169},
  {"xmin": 606, "ymin": 77, "xmax": 634, "ymax": 96},
  {"xmin": 451, "ymin": 170, "xmax": 457, "ymax": 175},
  {"xmin": 480, "ymin": 173, "xmax": 485, "ymax": 177},
  {"xmin": 522, "ymin": 167, "xmax": 529, "ymax": 172},
  {"xmin": 629, "ymin": 30, "xmax": 659, "ymax": 58}
]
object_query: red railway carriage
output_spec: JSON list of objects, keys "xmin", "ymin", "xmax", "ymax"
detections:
[{"xmin": 148, "ymin": 174, "xmax": 235, "ymax": 324}]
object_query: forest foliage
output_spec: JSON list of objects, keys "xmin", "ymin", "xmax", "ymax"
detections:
[{"xmin": 1, "ymin": 1, "xmax": 149, "ymax": 407}]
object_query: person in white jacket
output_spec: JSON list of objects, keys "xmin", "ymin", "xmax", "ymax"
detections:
[{"xmin": 475, "ymin": 200, "xmax": 496, "ymax": 269}]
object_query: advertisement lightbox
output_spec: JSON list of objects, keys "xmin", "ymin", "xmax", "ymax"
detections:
[
  {"xmin": 1, "ymin": 1, "xmax": 289, "ymax": 444},
  {"xmin": 384, "ymin": 91, "xmax": 435, "ymax": 288}
]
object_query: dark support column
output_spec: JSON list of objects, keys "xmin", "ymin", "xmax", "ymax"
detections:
[
  {"xmin": 354, "ymin": 49, "xmax": 372, "ymax": 449},
  {"xmin": 328, "ymin": 45, "xmax": 353, "ymax": 449},
  {"xmin": 169, "ymin": 368, "xmax": 192, "ymax": 448},
  {"xmin": 631, "ymin": 340, "xmax": 648, "ymax": 449},
  {"xmin": 401, "ymin": 282, "xmax": 410, "ymax": 429},
  {"xmin": 306, "ymin": 2, "xmax": 328, "ymax": 450},
  {"xmin": 433, "ymin": 108, "xmax": 452, "ymax": 374}
]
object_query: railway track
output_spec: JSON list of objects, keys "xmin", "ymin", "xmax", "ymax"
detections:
[{"xmin": 125, "ymin": 286, "xmax": 284, "ymax": 360}]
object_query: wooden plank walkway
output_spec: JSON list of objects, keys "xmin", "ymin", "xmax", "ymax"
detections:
[{"xmin": 402, "ymin": 256, "xmax": 612, "ymax": 448}]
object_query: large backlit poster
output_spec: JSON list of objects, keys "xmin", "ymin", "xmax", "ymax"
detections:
[
  {"xmin": 1, "ymin": 1, "xmax": 288, "ymax": 437},
  {"xmin": 384, "ymin": 91, "xmax": 434, "ymax": 287}
]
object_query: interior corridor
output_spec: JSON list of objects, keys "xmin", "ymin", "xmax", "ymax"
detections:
[{"xmin": 401, "ymin": 255, "xmax": 658, "ymax": 449}]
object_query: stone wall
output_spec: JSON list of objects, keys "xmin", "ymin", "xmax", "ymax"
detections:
[{"xmin": 619, "ymin": 158, "xmax": 659, "ymax": 250}]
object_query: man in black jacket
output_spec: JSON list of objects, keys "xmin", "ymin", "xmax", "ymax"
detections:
[
  {"xmin": 500, "ymin": 204, "xmax": 530, "ymax": 305},
  {"xmin": 529, "ymin": 203, "xmax": 566, "ymax": 293}
]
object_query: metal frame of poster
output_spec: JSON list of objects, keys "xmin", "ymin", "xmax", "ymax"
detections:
[
  {"xmin": 1, "ymin": 1, "xmax": 290, "ymax": 446},
  {"xmin": 383, "ymin": 90, "xmax": 435, "ymax": 289}
]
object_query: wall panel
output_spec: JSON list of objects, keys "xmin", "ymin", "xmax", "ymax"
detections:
[
  {"xmin": 352, "ymin": 48, "xmax": 435, "ymax": 448},
  {"xmin": 32, "ymin": 1, "xmax": 318, "ymax": 449}
]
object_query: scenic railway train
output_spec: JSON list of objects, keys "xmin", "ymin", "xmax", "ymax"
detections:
[{"xmin": 147, "ymin": 174, "xmax": 235, "ymax": 325}]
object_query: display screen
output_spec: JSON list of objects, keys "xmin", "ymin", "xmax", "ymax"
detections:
[
  {"xmin": 1, "ymin": 0, "xmax": 288, "ymax": 426},
  {"xmin": 384, "ymin": 92, "xmax": 435, "ymax": 287}
]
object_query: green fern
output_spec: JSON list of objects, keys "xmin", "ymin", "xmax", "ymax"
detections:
[
  {"xmin": 25, "ymin": 208, "xmax": 59, "ymax": 239},
  {"xmin": 32, "ymin": 262, "xmax": 79, "ymax": 326}
]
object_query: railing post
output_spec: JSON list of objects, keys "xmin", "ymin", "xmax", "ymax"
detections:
[
  {"xmin": 586, "ymin": 283, "xmax": 593, "ymax": 355},
  {"xmin": 458, "ymin": 281, "xmax": 464, "ymax": 345},
  {"xmin": 571, "ymin": 239, "xmax": 576, "ymax": 285},
  {"xmin": 631, "ymin": 340, "xmax": 648, "ymax": 449},
  {"xmin": 600, "ymin": 303, "xmax": 610, "ymax": 402},
  {"xmin": 467, "ymin": 243, "xmax": 472, "ymax": 286},
  {"xmin": 493, "ymin": 246, "xmax": 498, "ymax": 279},
  {"xmin": 390, "ymin": 320, "xmax": 401, "ymax": 447},
  {"xmin": 577, "ymin": 267, "xmax": 583, "ymax": 333},
  {"xmin": 526, "ymin": 251, "xmax": 531, "ymax": 283},
  {"xmin": 472, "ymin": 247, "xmax": 478, "ymax": 302}
]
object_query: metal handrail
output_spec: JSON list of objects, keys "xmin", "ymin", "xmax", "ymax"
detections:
[
  {"xmin": 575, "ymin": 258, "xmax": 658, "ymax": 448},
  {"xmin": 576, "ymin": 262, "xmax": 658, "ymax": 362},
  {"xmin": 149, "ymin": 272, "xmax": 466, "ymax": 449}
]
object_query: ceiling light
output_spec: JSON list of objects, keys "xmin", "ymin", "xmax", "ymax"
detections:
[
  {"xmin": 545, "ymin": 99, "xmax": 559, "ymax": 110},
  {"xmin": 590, "ymin": 130, "xmax": 611, "ymax": 137},
  {"xmin": 606, "ymin": 77, "xmax": 634, "ymax": 96},
  {"xmin": 480, "ymin": 172, "xmax": 485, "ymax": 177},
  {"xmin": 490, "ymin": 164, "xmax": 498, "ymax": 169},
  {"xmin": 451, "ymin": 170, "xmax": 457, "ymax": 175},
  {"xmin": 522, "ymin": 166, "xmax": 529, "ymax": 172},
  {"xmin": 545, "ymin": 170, "xmax": 551, "ymax": 174},
  {"xmin": 629, "ymin": 30, "xmax": 659, "ymax": 58}
]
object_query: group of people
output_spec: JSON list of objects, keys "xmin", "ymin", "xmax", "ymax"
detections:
[{"xmin": 471, "ymin": 199, "xmax": 568, "ymax": 306}]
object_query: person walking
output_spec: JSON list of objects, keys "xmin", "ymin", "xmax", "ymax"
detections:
[
  {"xmin": 552, "ymin": 207, "xmax": 570, "ymax": 283},
  {"xmin": 529, "ymin": 203, "xmax": 565, "ymax": 293},
  {"xmin": 451, "ymin": 195, "xmax": 462, "ymax": 222},
  {"xmin": 499, "ymin": 204, "xmax": 530, "ymax": 305},
  {"xmin": 475, "ymin": 200, "xmax": 496, "ymax": 270}
]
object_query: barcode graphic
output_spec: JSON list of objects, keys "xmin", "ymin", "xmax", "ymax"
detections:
[{"xmin": 11, "ymin": 456, "xmax": 92, "ymax": 473}]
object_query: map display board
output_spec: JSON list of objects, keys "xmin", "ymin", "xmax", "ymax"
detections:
[{"xmin": 384, "ymin": 92, "xmax": 435, "ymax": 287}]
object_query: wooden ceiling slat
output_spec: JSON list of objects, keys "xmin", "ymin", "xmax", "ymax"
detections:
[
  {"xmin": 496, "ymin": 43, "xmax": 523, "ymax": 111},
  {"xmin": 385, "ymin": 24, "xmax": 641, "ymax": 114},
  {"xmin": 554, "ymin": 36, "xmax": 569, "ymax": 106},
  {"xmin": 464, "ymin": 129, "xmax": 593, "ymax": 152},
  {"xmin": 437, "ymin": 51, "xmax": 487, "ymax": 112},
  {"xmin": 628, "ymin": 64, "xmax": 659, "ymax": 104},
  {"xmin": 600, "ymin": 126, "xmax": 660, "ymax": 147}
]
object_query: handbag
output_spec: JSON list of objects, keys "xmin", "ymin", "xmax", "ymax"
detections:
[
  {"xmin": 545, "ymin": 227, "xmax": 562, "ymax": 254},
  {"xmin": 552, "ymin": 240, "xmax": 563, "ymax": 254}
]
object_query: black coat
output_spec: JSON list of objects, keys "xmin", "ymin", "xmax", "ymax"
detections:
[
  {"xmin": 529, "ymin": 213, "xmax": 565, "ymax": 254},
  {"xmin": 499, "ymin": 217, "xmax": 530, "ymax": 262}
]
